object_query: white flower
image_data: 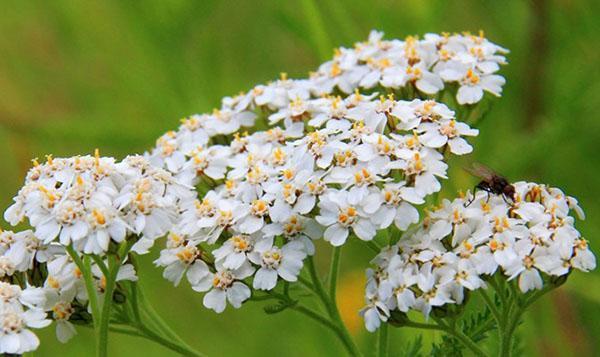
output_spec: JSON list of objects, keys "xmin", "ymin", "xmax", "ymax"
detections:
[
  {"xmin": 316, "ymin": 190, "xmax": 376, "ymax": 246},
  {"xmin": 360, "ymin": 283, "xmax": 390, "ymax": 333},
  {"xmin": 249, "ymin": 239, "xmax": 307, "ymax": 290},
  {"xmin": 0, "ymin": 306, "xmax": 50, "ymax": 354},
  {"xmin": 364, "ymin": 183, "xmax": 420, "ymax": 230},
  {"xmin": 212, "ymin": 234, "xmax": 258, "ymax": 270},
  {"xmin": 193, "ymin": 262, "xmax": 254, "ymax": 313},
  {"xmin": 440, "ymin": 65, "xmax": 506, "ymax": 105},
  {"xmin": 418, "ymin": 119, "xmax": 479, "ymax": 155},
  {"xmin": 43, "ymin": 289, "xmax": 77, "ymax": 343},
  {"xmin": 154, "ymin": 242, "xmax": 210, "ymax": 286}
]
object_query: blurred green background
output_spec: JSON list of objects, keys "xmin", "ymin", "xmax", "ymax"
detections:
[{"xmin": 1, "ymin": 0, "xmax": 599, "ymax": 356}]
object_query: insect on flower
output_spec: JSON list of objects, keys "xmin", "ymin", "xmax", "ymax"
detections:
[{"xmin": 464, "ymin": 162, "xmax": 515, "ymax": 206}]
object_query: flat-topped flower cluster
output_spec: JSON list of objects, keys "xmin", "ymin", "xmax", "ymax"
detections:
[
  {"xmin": 360, "ymin": 182, "xmax": 596, "ymax": 332},
  {"xmin": 144, "ymin": 31, "xmax": 510, "ymax": 314},
  {"xmin": 312, "ymin": 30, "xmax": 508, "ymax": 104},
  {"xmin": 151, "ymin": 94, "xmax": 479, "ymax": 313},
  {"xmin": 0, "ymin": 154, "xmax": 191, "ymax": 352},
  {"xmin": 4, "ymin": 154, "xmax": 194, "ymax": 255},
  {"xmin": 147, "ymin": 30, "xmax": 507, "ymax": 180},
  {"xmin": 4, "ymin": 29, "xmax": 593, "ymax": 356}
]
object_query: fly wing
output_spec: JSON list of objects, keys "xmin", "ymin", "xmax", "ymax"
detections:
[{"xmin": 464, "ymin": 162, "xmax": 497, "ymax": 181}]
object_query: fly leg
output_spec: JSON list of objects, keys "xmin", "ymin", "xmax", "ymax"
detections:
[
  {"xmin": 464, "ymin": 186, "xmax": 478, "ymax": 207},
  {"xmin": 502, "ymin": 193, "xmax": 514, "ymax": 206}
]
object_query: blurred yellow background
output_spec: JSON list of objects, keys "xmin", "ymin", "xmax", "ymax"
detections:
[{"xmin": 1, "ymin": 0, "xmax": 599, "ymax": 356}]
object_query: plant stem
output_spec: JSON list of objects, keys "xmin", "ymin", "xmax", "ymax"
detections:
[
  {"xmin": 329, "ymin": 246, "xmax": 341, "ymax": 300},
  {"xmin": 292, "ymin": 304, "xmax": 339, "ymax": 331},
  {"xmin": 377, "ymin": 323, "xmax": 388, "ymax": 357},
  {"xmin": 65, "ymin": 247, "xmax": 100, "ymax": 326},
  {"xmin": 97, "ymin": 254, "xmax": 119, "ymax": 357},
  {"xmin": 123, "ymin": 280, "xmax": 204, "ymax": 356},
  {"xmin": 498, "ymin": 284, "xmax": 556, "ymax": 357},
  {"xmin": 403, "ymin": 320, "xmax": 446, "ymax": 331},
  {"xmin": 135, "ymin": 279, "xmax": 196, "ymax": 349},
  {"xmin": 306, "ymin": 256, "xmax": 333, "ymax": 315},
  {"xmin": 306, "ymin": 256, "xmax": 362, "ymax": 356},
  {"xmin": 137, "ymin": 325, "xmax": 204, "ymax": 357},
  {"xmin": 365, "ymin": 240, "xmax": 382, "ymax": 254},
  {"xmin": 479, "ymin": 288, "xmax": 502, "ymax": 326}
]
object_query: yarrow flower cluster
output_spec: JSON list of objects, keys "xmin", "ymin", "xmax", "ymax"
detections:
[
  {"xmin": 4, "ymin": 153, "xmax": 194, "ymax": 255},
  {"xmin": 145, "ymin": 30, "xmax": 502, "ymax": 315},
  {"xmin": 312, "ymin": 30, "xmax": 508, "ymax": 104},
  {"xmin": 0, "ymin": 29, "xmax": 594, "ymax": 356},
  {"xmin": 150, "ymin": 93, "xmax": 479, "ymax": 313},
  {"xmin": 147, "ymin": 30, "xmax": 507, "ymax": 179},
  {"xmin": 360, "ymin": 182, "xmax": 596, "ymax": 332},
  {"xmin": 0, "ymin": 154, "xmax": 192, "ymax": 351}
]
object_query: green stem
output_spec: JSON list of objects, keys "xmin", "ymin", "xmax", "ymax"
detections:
[
  {"xmin": 97, "ymin": 254, "xmax": 119, "ymax": 357},
  {"xmin": 479, "ymin": 288, "xmax": 502, "ymax": 325},
  {"xmin": 329, "ymin": 247, "xmax": 341, "ymax": 300},
  {"xmin": 499, "ymin": 284, "xmax": 556, "ymax": 357},
  {"xmin": 306, "ymin": 257, "xmax": 362, "ymax": 356},
  {"xmin": 489, "ymin": 274, "xmax": 508, "ymax": 308},
  {"xmin": 139, "ymin": 292, "xmax": 187, "ymax": 344},
  {"xmin": 262, "ymin": 290, "xmax": 354, "ymax": 353},
  {"xmin": 377, "ymin": 323, "xmax": 388, "ymax": 357},
  {"xmin": 137, "ymin": 325, "xmax": 204, "ymax": 357},
  {"xmin": 65, "ymin": 247, "xmax": 100, "ymax": 326},
  {"xmin": 306, "ymin": 256, "xmax": 333, "ymax": 315},
  {"xmin": 298, "ymin": 276, "xmax": 315, "ymax": 292},
  {"xmin": 134, "ymin": 278, "xmax": 196, "ymax": 350},
  {"xmin": 126, "ymin": 280, "xmax": 204, "ymax": 356},
  {"xmin": 292, "ymin": 305, "xmax": 339, "ymax": 332}
]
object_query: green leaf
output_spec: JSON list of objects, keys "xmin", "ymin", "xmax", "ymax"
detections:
[{"xmin": 263, "ymin": 299, "xmax": 298, "ymax": 314}]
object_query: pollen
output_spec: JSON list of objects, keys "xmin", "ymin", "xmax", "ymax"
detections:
[
  {"xmin": 74, "ymin": 267, "xmax": 83, "ymax": 279},
  {"xmin": 330, "ymin": 62, "xmax": 342, "ymax": 77},
  {"xmin": 338, "ymin": 206, "xmax": 358, "ymax": 226},
  {"xmin": 225, "ymin": 180, "xmax": 236, "ymax": 191},
  {"xmin": 92, "ymin": 209, "xmax": 106, "ymax": 226},
  {"xmin": 232, "ymin": 235, "xmax": 252, "ymax": 252},
  {"xmin": 282, "ymin": 169, "xmax": 295, "ymax": 181},
  {"xmin": 465, "ymin": 69, "xmax": 480, "ymax": 85},
  {"xmin": 480, "ymin": 200, "xmax": 491, "ymax": 213},
  {"xmin": 251, "ymin": 199, "xmax": 269, "ymax": 217},
  {"xmin": 489, "ymin": 239, "xmax": 500, "ymax": 251},
  {"xmin": 176, "ymin": 246, "xmax": 199, "ymax": 264},
  {"xmin": 47, "ymin": 276, "xmax": 60, "ymax": 289}
]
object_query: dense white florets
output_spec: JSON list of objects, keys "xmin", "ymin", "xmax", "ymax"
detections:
[
  {"xmin": 4, "ymin": 154, "xmax": 194, "ymax": 255},
  {"xmin": 150, "ymin": 94, "xmax": 479, "ymax": 312},
  {"xmin": 360, "ymin": 182, "xmax": 595, "ymax": 331},
  {"xmin": 145, "ymin": 30, "xmax": 510, "ymax": 314}
]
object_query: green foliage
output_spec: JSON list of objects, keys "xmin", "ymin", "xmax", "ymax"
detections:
[
  {"xmin": 0, "ymin": 0, "xmax": 598, "ymax": 356},
  {"xmin": 431, "ymin": 309, "xmax": 495, "ymax": 357},
  {"xmin": 403, "ymin": 335, "xmax": 424, "ymax": 357},
  {"xmin": 263, "ymin": 299, "xmax": 299, "ymax": 315}
]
